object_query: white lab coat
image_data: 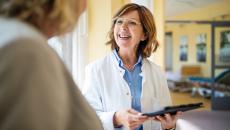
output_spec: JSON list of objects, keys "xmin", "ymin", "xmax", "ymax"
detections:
[{"xmin": 82, "ymin": 52, "xmax": 172, "ymax": 130}]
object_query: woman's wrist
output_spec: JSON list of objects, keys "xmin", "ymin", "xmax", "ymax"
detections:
[
  {"xmin": 163, "ymin": 124, "xmax": 176, "ymax": 130},
  {"xmin": 165, "ymin": 125, "xmax": 176, "ymax": 130},
  {"xmin": 165, "ymin": 127, "xmax": 175, "ymax": 130},
  {"xmin": 113, "ymin": 112, "xmax": 122, "ymax": 128}
]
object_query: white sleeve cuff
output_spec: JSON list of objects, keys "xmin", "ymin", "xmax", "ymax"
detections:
[{"xmin": 98, "ymin": 111, "xmax": 116, "ymax": 130}]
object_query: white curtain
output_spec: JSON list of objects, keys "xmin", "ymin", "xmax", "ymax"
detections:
[{"xmin": 48, "ymin": 12, "xmax": 88, "ymax": 88}]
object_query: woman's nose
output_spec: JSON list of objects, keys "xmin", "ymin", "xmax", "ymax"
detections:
[{"xmin": 120, "ymin": 22, "xmax": 128, "ymax": 29}]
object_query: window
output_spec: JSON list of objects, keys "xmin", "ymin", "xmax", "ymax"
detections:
[
  {"xmin": 48, "ymin": 11, "xmax": 88, "ymax": 88},
  {"xmin": 131, "ymin": 0, "xmax": 153, "ymax": 13}
]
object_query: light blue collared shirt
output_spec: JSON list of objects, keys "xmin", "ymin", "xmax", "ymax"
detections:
[{"xmin": 113, "ymin": 49, "xmax": 143, "ymax": 130}]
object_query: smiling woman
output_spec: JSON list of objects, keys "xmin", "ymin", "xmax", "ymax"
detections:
[
  {"xmin": 108, "ymin": 3, "xmax": 159, "ymax": 58},
  {"xmin": 82, "ymin": 3, "xmax": 181, "ymax": 130}
]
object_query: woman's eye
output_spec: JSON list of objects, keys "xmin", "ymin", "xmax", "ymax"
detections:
[
  {"xmin": 129, "ymin": 21, "xmax": 137, "ymax": 25},
  {"xmin": 116, "ymin": 20, "xmax": 123, "ymax": 24}
]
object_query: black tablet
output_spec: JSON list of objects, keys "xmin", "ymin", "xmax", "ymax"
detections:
[{"xmin": 142, "ymin": 102, "xmax": 203, "ymax": 117}]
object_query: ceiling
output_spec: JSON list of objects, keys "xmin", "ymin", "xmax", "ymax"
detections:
[{"xmin": 165, "ymin": 0, "xmax": 225, "ymax": 17}]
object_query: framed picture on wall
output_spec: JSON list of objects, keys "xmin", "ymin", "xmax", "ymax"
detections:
[
  {"xmin": 179, "ymin": 36, "xmax": 188, "ymax": 61},
  {"xmin": 196, "ymin": 34, "xmax": 207, "ymax": 62},
  {"xmin": 219, "ymin": 30, "xmax": 230, "ymax": 63}
]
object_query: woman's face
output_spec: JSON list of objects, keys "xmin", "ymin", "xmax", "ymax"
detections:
[{"xmin": 113, "ymin": 10, "xmax": 146, "ymax": 52}]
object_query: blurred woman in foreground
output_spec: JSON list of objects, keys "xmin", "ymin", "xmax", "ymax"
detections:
[{"xmin": 0, "ymin": 0, "xmax": 102, "ymax": 129}]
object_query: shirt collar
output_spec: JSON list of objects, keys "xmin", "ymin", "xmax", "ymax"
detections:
[{"xmin": 112, "ymin": 49, "xmax": 142, "ymax": 68}]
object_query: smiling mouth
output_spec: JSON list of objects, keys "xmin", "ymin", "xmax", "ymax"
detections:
[{"xmin": 118, "ymin": 34, "xmax": 131, "ymax": 39}]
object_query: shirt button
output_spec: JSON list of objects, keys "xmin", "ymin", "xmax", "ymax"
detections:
[{"xmin": 126, "ymin": 92, "xmax": 129, "ymax": 95}]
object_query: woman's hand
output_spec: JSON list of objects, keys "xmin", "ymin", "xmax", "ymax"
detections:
[
  {"xmin": 154, "ymin": 111, "xmax": 182, "ymax": 130},
  {"xmin": 113, "ymin": 109, "xmax": 148, "ymax": 130}
]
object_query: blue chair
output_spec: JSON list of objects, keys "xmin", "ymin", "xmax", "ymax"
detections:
[{"xmin": 188, "ymin": 69, "xmax": 230, "ymax": 98}]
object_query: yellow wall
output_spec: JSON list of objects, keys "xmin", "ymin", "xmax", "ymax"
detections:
[
  {"xmin": 111, "ymin": 0, "xmax": 130, "ymax": 15},
  {"xmin": 166, "ymin": 0, "xmax": 230, "ymax": 77},
  {"xmin": 166, "ymin": 24, "xmax": 212, "ymax": 77},
  {"xmin": 88, "ymin": 0, "xmax": 112, "ymax": 63},
  {"xmin": 150, "ymin": 0, "xmax": 165, "ymax": 69}
]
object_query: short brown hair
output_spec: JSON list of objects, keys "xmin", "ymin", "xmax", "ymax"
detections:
[
  {"xmin": 0, "ymin": 0, "xmax": 84, "ymax": 34},
  {"xmin": 106, "ymin": 3, "xmax": 159, "ymax": 58}
]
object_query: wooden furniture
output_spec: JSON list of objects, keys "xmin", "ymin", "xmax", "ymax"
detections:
[
  {"xmin": 167, "ymin": 65, "xmax": 202, "ymax": 92},
  {"xmin": 181, "ymin": 65, "xmax": 202, "ymax": 77}
]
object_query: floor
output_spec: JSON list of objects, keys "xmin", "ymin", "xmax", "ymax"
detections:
[{"xmin": 170, "ymin": 91, "xmax": 211, "ymax": 110}]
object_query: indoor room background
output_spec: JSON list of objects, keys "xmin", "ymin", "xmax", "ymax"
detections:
[{"xmin": 48, "ymin": 0, "xmax": 230, "ymax": 111}]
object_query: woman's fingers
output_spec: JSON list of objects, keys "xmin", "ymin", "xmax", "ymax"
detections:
[
  {"xmin": 125, "ymin": 109, "xmax": 149, "ymax": 129},
  {"xmin": 176, "ymin": 111, "xmax": 183, "ymax": 119},
  {"xmin": 128, "ymin": 109, "xmax": 148, "ymax": 121},
  {"xmin": 156, "ymin": 115, "xmax": 165, "ymax": 121},
  {"xmin": 128, "ymin": 108, "xmax": 139, "ymax": 114},
  {"xmin": 154, "ymin": 112, "xmax": 183, "ymax": 130}
]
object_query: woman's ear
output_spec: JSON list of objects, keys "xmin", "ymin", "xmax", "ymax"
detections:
[{"xmin": 141, "ymin": 34, "xmax": 148, "ymax": 41}]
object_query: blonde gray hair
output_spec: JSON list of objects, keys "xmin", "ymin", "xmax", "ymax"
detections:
[{"xmin": 0, "ymin": 0, "xmax": 83, "ymax": 34}]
